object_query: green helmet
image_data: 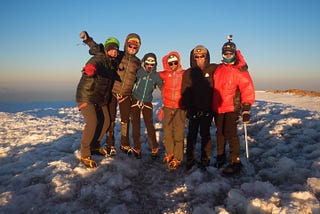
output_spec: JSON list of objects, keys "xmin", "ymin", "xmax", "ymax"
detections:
[{"xmin": 104, "ymin": 37, "xmax": 120, "ymax": 51}]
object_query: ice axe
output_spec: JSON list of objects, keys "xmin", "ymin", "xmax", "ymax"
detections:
[{"xmin": 244, "ymin": 123, "xmax": 249, "ymax": 159}]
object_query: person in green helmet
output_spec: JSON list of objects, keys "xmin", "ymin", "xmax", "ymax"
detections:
[{"xmin": 76, "ymin": 31, "xmax": 120, "ymax": 168}]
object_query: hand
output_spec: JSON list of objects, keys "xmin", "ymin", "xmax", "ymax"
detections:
[
  {"xmin": 242, "ymin": 103, "xmax": 251, "ymax": 124},
  {"xmin": 157, "ymin": 108, "xmax": 163, "ymax": 121},
  {"xmin": 235, "ymin": 50, "xmax": 247, "ymax": 68},
  {"xmin": 242, "ymin": 111, "xmax": 250, "ymax": 124},
  {"xmin": 83, "ymin": 63, "xmax": 96, "ymax": 76},
  {"xmin": 80, "ymin": 31, "xmax": 88, "ymax": 40}
]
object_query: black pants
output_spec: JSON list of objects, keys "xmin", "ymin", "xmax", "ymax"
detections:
[{"xmin": 186, "ymin": 113, "xmax": 213, "ymax": 163}]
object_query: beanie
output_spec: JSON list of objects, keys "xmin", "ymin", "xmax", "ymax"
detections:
[
  {"xmin": 104, "ymin": 37, "xmax": 120, "ymax": 51},
  {"xmin": 193, "ymin": 45, "xmax": 207, "ymax": 55}
]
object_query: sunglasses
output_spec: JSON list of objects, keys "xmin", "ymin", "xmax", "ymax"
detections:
[
  {"xmin": 168, "ymin": 61, "xmax": 178, "ymax": 66},
  {"xmin": 145, "ymin": 63, "xmax": 154, "ymax": 66},
  {"xmin": 223, "ymin": 52, "xmax": 233, "ymax": 56},
  {"xmin": 194, "ymin": 55, "xmax": 205, "ymax": 59},
  {"xmin": 128, "ymin": 44, "xmax": 138, "ymax": 49}
]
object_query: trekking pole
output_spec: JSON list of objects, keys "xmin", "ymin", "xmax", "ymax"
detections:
[{"xmin": 244, "ymin": 123, "xmax": 249, "ymax": 159}]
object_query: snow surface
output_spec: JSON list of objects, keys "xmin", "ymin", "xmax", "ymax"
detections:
[{"xmin": 0, "ymin": 91, "xmax": 319, "ymax": 213}]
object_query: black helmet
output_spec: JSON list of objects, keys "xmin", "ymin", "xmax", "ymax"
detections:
[{"xmin": 222, "ymin": 41, "xmax": 236, "ymax": 55}]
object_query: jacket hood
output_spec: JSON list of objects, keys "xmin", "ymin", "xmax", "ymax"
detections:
[
  {"xmin": 124, "ymin": 33, "xmax": 141, "ymax": 55},
  {"xmin": 162, "ymin": 51, "xmax": 182, "ymax": 71},
  {"xmin": 190, "ymin": 46, "xmax": 210, "ymax": 68}
]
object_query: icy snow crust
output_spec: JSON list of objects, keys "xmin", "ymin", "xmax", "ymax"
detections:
[{"xmin": 0, "ymin": 91, "xmax": 319, "ymax": 213}]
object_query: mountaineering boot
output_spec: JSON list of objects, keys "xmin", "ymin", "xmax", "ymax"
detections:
[
  {"xmin": 91, "ymin": 147, "xmax": 108, "ymax": 156},
  {"xmin": 163, "ymin": 153, "xmax": 174, "ymax": 164},
  {"xmin": 106, "ymin": 146, "xmax": 117, "ymax": 156},
  {"xmin": 80, "ymin": 156, "xmax": 97, "ymax": 168},
  {"xmin": 120, "ymin": 145, "xmax": 132, "ymax": 155},
  {"xmin": 168, "ymin": 159, "xmax": 181, "ymax": 171},
  {"xmin": 151, "ymin": 147, "xmax": 159, "ymax": 160},
  {"xmin": 132, "ymin": 148, "xmax": 141, "ymax": 159},
  {"xmin": 214, "ymin": 154, "xmax": 226, "ymax": 168},
  {"xmin": 222, "ymin": 162, "xmax": 242, "ymax": 175}
]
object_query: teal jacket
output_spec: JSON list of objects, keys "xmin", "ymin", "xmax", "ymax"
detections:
[{"xmin": 132, "ymin": 67, "xmax": 163, "ymax": 102}]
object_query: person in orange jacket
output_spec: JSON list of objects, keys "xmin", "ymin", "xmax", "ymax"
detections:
[
  {"xmin": 159, "ymin": 51, "xmax": 186, "ymax": 170},
  {"xmin": 212, "ymin": 36, "xmax": 255, "ymax": 175}
]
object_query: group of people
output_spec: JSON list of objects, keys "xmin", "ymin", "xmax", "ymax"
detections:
[{"xmin": 75, "ymin": 31, "xmax": 255, "ymax": 175}]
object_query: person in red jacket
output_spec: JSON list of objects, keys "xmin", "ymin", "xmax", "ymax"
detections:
[
  {"xmin": 159, "ymin": 52, "xmax": 186, "ymax": 170},
  {"xmin": 212, "ymin": 36, "xmax": 255, "ymax": 175}
]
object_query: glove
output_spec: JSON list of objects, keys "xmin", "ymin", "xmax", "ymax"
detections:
[
  {"xmin": 80, "ymin": 31, "xmax": 89, "ymax": 41},
  {"xmin": 242, "ymin": 111, "xmax": 250, "ymax": 124},
  {"xmin": 235, "ymin": 50, "xmax": 248, "ymax": 69},
  {"xmin": 83, "ymin": 63, "xmax": 96, "ymax": 76},
  {"xmin": 157, "ymin": 108, "xmax": 163, "ymax": 121},
  {"xmin": 241, "ymin": 103, "xmax": 251, "ymax": 124},
  {"xmin": 80, "ymin": 31, "xmax": 95, "ymax": 47}
]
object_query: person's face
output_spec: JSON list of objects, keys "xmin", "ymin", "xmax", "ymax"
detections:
[
  {"xmin": 145, "ymin": 62, "xmax": 155, "ymax": 72},
  {"xmin": 168, "ymin": 61, "xmax": 178, "ymax": 71},
  {"xmin": 107, "ymin": 49, "xmax": 118, "ymax": 58},
  {"xmin": 222, "ymin": 51, "xmax": 235, "ymax": 63},
  {"xmin": 127, "ymin": 43, "xmax": 138, "ymax": 55},
  {"xmin": 194, "ymin": 54, "xmax": 206, "ymax": 67},
  {"xmin": 223, "ymin": 51, "xmax": 233, "ymax": 58}
]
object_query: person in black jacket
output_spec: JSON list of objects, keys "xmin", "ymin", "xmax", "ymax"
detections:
[
  {"xmin": 181, "ymin": 45, "xmax": 218, "ymax": 170},
  {"xmin": 76, "ymin": 31, "xmax": 120, "ymax": 168},
  {"xmin": 105, "ymin": 33, "xmax": 141, "ymax": 156}
]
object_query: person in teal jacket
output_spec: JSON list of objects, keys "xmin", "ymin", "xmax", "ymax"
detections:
[{"xmin": 131, "ymin": 53, "xmax": 163, "ymax": 159}]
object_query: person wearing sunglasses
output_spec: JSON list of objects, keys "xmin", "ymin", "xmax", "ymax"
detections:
[
  {"xmin": 76, "ymin": 31, "xmax": 120, "ymax": 168},
  {"xmin": 130, "ymin": 53, "xmax": 163, "ymax": 159},
  {"xmin": 158, "ymin": 52, "xmax": 186, "ymax": 170},
  {"xmin": 105, "ymin": 33, "xmax": 142, "ymax": 156},
  {"xmin": 212, "ymin": 37, "xmax": 255, "ymax": 175},
  {"xmin": 181, "ymin": 45, "xmax": 218, "ymax": 171}
]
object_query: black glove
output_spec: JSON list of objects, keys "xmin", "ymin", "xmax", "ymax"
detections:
[
  {"xmin": 242, "ymin": 111, "xmax": 250, "ymax": 123},
  {"xmin": 241, "ymin": 103, "xmax": 251, "ymax": 124}
]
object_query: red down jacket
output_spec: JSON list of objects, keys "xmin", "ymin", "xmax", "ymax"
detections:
[
  {"xmin": 212, "ymin": 50, "xmax": 255, "ymax": 113},
  {"xmin": 159, "ymin": 51, "xmax": 185, "ymax": 109}
]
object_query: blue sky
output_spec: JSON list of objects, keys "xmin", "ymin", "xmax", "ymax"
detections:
[{"xmin": 0, "ymin": 0, "xmax": 319, "ymax": 102}]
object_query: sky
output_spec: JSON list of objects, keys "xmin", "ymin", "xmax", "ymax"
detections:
[
  {"xmin": 0, "ymin": 91, "xmax": 320, "ymax": 213},
  {"xmin": 0, "ymin": 0, "xmax": 320, "ymax": 102}
]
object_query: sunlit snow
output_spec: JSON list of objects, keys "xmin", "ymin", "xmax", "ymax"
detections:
[{"xmin": 0, "ymin": 91, "xmax": 319, "ymax": 213}]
